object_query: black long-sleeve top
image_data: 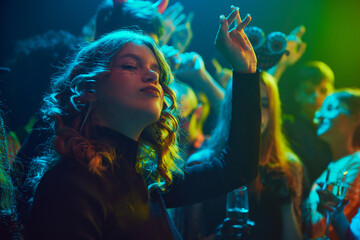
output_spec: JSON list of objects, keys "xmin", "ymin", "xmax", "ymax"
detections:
[{"xmin": 26, "ymin": 71, "xmax": 261, "ymax": 240}]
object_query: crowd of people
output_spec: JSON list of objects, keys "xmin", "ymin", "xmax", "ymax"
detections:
[{"xmin": 0, "ymin": 1, "xmax": 359, "ymax": 240}]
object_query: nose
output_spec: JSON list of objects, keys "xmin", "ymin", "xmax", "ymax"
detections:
[
  {"xmin": 143, "ymin": 68, "xmax": 159, "ymax": 84},
  {"xmin": 313, "ymin": 110, "xmax": 323, "ymax": 124}
]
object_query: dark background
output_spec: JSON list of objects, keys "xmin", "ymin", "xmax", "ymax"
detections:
[{"xmin": 1, "ymin": 0, "xmax": 359, "ymax": 88}]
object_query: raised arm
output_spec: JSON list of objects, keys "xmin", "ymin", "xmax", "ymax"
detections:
[
  {"xmin": 267, "ymin": 25, "xmax": 307, "ymax": 82},
  {"xmin": 163, "ymin": 6, "xmax": 260, "ymax": 207}
]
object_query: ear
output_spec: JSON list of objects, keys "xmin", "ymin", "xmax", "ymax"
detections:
[
  {"xmin": 84, "ymin": 90, "xmax": 98, "ymax": 102},
  {"xmin": 83, "ymin": 79, "xmax": 99, "ymax": 102}
]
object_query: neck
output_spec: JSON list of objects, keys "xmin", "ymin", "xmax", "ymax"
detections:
[
  {"xmin": 93, "ymin": 108, "xmax": 147, "ymax": 141},
  {"xmin": 328, "ymin": 136, "xmax": 356, "ymax": 161}
]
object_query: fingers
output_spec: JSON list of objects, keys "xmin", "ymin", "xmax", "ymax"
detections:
[
  {"xmin": 173, "ymin": 13, "xmax": 186, "ymax": 26},
  {"xmin": 211, "ymin": 58, "xmax": 222, "ymax": 73},
  {"xmin": 230, "ymin": 27, "xmax": 252, "ymax": 51},
  {"xmin": 186, "ymin": 12, "xmax": 195, "ymax": 24},
  {"xmin": 226, "ymin": 8, "xmax": 240, "ymax": 27},
  {"xmin": 297, "ymin": 42, "xmax": 307, "ymax": 56},
  {"xmin": 164, "ymin": 2, "xmax": 184, "ymax": 21},
  {"xmin": 236, "ymin": 14, "xmax": 251, "ymax": 32},
  {"xmin": 289, "ymin": 25, "xmax": 306, "ymax": 38},
  {"xmin": 231, "ymin": 5, "xmax": 241, "ymax": 25},
  {"xmin": 216, "ymin": 15, "xmax": 230, "ymax": 42}
]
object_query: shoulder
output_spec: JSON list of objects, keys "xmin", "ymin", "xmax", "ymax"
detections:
[
  {"xmin": 285, "ymin": 152, "xmax": 302, "ymax": 168},
  {"xmin": 27, "ymin": 159, "xmax": 107, "ymax": 239},
  {"xmin": 284, "ymin": 152, "xmax": 303, "ymax": 182},
  {"xmin": 34, "ymin": 159, "xmax": 104, "ymax": 203}
]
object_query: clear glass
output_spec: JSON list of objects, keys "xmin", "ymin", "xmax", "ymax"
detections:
[
  {"xmin": 322, "ymin": 168, "xmax": 348, "ymax": 199},
  {"xmin": 226, "ymin": 186, "xmax": 249, "ymax": 223},
  {"xmin": 321, "ymin": 168, "xmax": 349, "ymax": 239}
]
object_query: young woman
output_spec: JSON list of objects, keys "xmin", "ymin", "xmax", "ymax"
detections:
[
  {"xmin": 26, "ymin": 7, "xmax": 261, "ymax": 240},
  {"xmin": 185, "ymin": 72, "xmax": 303, "ymax": 240},
  {"xmin": 304, "ymin": 89, "xmax": 360, "ymax": 240}
]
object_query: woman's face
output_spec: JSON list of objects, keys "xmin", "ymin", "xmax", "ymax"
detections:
[
  {"xmin": 295, "ymin": 79, "xmax": 334, "ymax": 121},
  {"xmin": 260, "ymin": 81, "xmax": 270, "ymax": 135},
  {"xmin": 315, "ymin": 94, "xmax": 353, "ymax": 143},
  {"xmin": 98, "ymin": 42, "xmax": 164, "ymax": 126}
]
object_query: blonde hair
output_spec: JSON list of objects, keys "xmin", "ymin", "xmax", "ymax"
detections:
[{"xmin": 257, "ymin": 72, "xmax": 298, "ymax": 194}]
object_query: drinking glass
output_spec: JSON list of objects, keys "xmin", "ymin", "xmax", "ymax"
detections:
[
  {"xmin": 321, "ymin": 169, "xmax": 349, "ymax": 239},
  {"xmin": 226, "ymin": 186, "xmax": 249, "ymax": 224}
]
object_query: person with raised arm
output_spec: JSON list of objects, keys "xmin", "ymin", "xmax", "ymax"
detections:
[{"xmin": 26, "ymin": 6, "xmax": 260, "ymax": 240}]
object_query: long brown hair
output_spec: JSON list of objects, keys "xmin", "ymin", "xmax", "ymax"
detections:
[
  {"xmin": 257, "ymin": 72, "xmax": 298, "ymax": 196},
  {"xmin": 39, "ymin": 30, "xmax": 182, "ymax": 188}
]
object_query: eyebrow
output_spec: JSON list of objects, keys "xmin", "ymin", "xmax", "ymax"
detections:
[{"xmin": 116, "ymin": 53, "xmax": 160, "ymax": 72}]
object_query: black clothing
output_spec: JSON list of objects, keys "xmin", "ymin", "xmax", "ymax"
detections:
[
  {"xmin": 282, "ymin": 114, "xmax": 332, "ymax": 196},
  {"xmin": 26, "ymin": 71, "xmax": 261, "ymax": 240}
]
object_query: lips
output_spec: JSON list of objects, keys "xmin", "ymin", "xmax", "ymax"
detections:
[{"xmin": 140, "ymin": 86, "xmax": 161, "ymax": 97}]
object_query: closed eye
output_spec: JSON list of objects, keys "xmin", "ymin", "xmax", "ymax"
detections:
[{"xmin": 121, "ymin": 65, "xmax": 137, "ymax": 70}]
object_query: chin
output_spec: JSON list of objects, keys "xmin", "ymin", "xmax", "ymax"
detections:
[
  {"xmin": 142, "ymin": 109, "xmax": 162, "ymax": 125},
  {"xmin": 317, "ymin": 128, "xmax": 333, "ymax": 145},
  {"xmin": 317, "ymin": 120, "xmax": 332, "ymax": 136},
  {"xmin": 317, "ymin": 126, "xmax": 327, "ymax": 136}
]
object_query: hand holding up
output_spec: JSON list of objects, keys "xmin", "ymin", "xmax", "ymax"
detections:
[
  {"xmin": 170, "ymin": 12, "xmax": 194, "ymax": 53},
  {"xmin": 316, "ymin": 183, "xmax": 349, "ymax": 218},
  {"xmin": 214, "ymin": 6, "xmax": 257, "ymax": 73},
  {"xmin": 280, "ymin": 25, "xmax": 307, "ymax": 67},
  {"xmin": 159, "ymin": 2, "xmax": 186, "ymax": 46}
]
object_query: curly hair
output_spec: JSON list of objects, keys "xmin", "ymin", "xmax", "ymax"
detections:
[{"xmin": 39, "ymin": 30, "xmax": 182, "ymax": 188}]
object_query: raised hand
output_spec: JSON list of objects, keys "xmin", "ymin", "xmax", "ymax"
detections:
[
  {"xmin": 211, "ymin": 58, "xmax": 232, "ymax": 88},
  {"xmin": 170, "ymin": 12, "xmax": 194, "ymax": 53},
  {"xmin": 280, "ymin": 25, "xmax": 307, "ymax": 67},
  {"xmin": 160, "ymin": 45, "xmax": 181, "ymax": 70},
  {"xmin": 316, "ymin": 183, "xmax": 349, "ymax": 217},
  {"xmin": 173, "ymin": 52, "xmax": 206, "ymax": 85},
  {"xmin": 267, "ymin": 25, "xmax": 307, "ymax": 80},
  {"xmin": 173, "ymin": 52, "xmax": 225, "ymax": 104},
  {"xmin": 214, "ymin": 6, "xmax": 257, "ymax": 73},
  {"xmin": 159, "ymin": 2, "xmax": 186, "ymax": 46}
]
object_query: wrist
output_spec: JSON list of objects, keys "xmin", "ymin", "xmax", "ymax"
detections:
[
  {"xmin": 234, "ymin": 63, "xmax": 257, "ymax": 73},
  {"xmin": 330, "ymin": 209, "xmax": 346, "ymax": 223}
]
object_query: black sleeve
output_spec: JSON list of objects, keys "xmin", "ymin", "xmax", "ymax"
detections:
[{"xmin": 163, "ymin": 71, "xmax": 261, "ymax": 208}]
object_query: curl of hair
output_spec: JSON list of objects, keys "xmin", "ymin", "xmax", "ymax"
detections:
[{"xmin": 39, "ymin": 30, "xmax": 182, "ymax": 189}]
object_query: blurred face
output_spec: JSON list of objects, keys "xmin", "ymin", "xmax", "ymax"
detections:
[
  {"xmin": 314, "ymin": 95, "xmax": 353, "ymax": 143},
  {"xmin": 98, "ymin": 42, "xmax": 164, "ymax": 126},
  {"xmin": 260, "ymin": 82, "xmax": 270, "ymax": 135},
  {"xmin": 296, "ymin": 79, "xmax": 334, "ymax": 121}
]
